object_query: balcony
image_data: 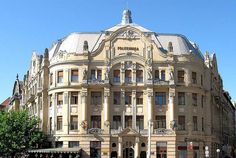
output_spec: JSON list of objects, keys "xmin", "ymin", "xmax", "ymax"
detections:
[
  {"xmin": 88, "ymin": 79, "xmax": 105, "ymax": 85},
  {"xmin": 153, "ymin": 79, "xmax": 169, "ymax": 86},
  {"xmin": 154, "ymin": 128, "xmax": 175, "ymax": 135},
  {"xmin": 88, "ymin": 128, "xmax": 103, "ymax": 135},
  {"xmin": 28, "ymin": 94, "xmax": 35, "ymax": 103}
]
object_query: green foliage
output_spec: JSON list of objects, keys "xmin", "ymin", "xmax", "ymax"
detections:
[{"xmin": 0, "ymin": 110, "xmax": 46, "ymax": 156}]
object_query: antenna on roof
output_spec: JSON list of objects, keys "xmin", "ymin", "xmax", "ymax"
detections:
[{"xmin": 126, "ymin": 0, "xmax": 129, "ymax": 9}]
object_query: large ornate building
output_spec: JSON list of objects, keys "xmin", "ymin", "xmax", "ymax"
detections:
[{"xmin": 8, "ymin": 10, "xmax": 235, "ymax": 158}]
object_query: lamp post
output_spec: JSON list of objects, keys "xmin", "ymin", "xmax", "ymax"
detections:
[{"xmin": 216, "ymin": 149, "xmax": 220, "ymax": 158}]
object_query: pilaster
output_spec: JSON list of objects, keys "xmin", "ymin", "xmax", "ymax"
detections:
[
  {"xmin": 103, "ymin": 88, "xmax": 110, "ymax": 133},
  {"xmin": 132, "ymin": 90, "xmax": 137, "ymax": 129},
  {"xmin": 80, "ymin": 89, "xmax": 88, "ymax": 134},
  {"xmin": 62, "ymin": 92, "xmax": 69, "ymax": 134}
]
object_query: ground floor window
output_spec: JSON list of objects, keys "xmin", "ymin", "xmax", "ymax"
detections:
[
  {"xmin": 156, "ymin": 142, "xmax": 167, "ymax": 158},
  {"xmin": 178, "ymin": 143, "xmax": 187, "ymax": 158},
  {"xmin": 55, "ymin": 141, "xmax": 63, "ymax": 148},
  {"xmin": 69, "ymin": 141, "xmax": 80, "ymax": 148},
  {"xmin": 90, "ymin": 141, "xmax": 101, "ymax": 158}
]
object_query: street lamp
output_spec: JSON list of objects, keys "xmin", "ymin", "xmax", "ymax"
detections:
[{"xmin": 216, "ymin": 149, "xmax": 220, "ymax": 158}]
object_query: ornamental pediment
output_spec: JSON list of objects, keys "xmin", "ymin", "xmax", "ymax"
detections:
[
  {"xmin": 117, "ymin": 30, "xmax": 141, "ymax": 39},
  {"xmin": 118, "ymin": 127, "xmax": 141, "ymax": 137}
]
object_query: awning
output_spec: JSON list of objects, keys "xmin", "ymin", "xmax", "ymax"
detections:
[{"xmin": 28, "ymin": 148, "xmax": 82, "ymax": 154}]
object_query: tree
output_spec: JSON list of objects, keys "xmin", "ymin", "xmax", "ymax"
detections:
[{"xmin": 0, "ymin": 110, "xmax": 46, "ymax": 157}]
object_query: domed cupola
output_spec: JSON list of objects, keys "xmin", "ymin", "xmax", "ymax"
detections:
[{"xmin": 121, "ymin": 9, "xmax": 133, "ymax": 25}]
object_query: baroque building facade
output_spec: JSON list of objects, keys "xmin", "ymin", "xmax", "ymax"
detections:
[{"xmin": 9, "ymin": 10, "xmax": 235, "ymax": 158}]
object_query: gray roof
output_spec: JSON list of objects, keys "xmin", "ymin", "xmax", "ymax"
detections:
[{"xmin": 48, "ymin": 10, "xmax": 203, "ymax": 60}]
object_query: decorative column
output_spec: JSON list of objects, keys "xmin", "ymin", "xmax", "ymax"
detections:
[
  {"xmin": 169, "ymin": 90, "xmax": 175, "ymax": 129},
  {"xmin": 132, "ymin": 62, "xmax": 136, "ymax": 83},
  {"xmin": 51, "ymin": 93, "xmax": 55, "ymax": 132},
  {"xmin": 132, "ymin": 90, "xmax": 137, "ymax": 130},
  {"xmin": 147, "ymin": 89, "xmax": 153, "ymax": 158},
  {"xmin": 121, "ymin": 89, "xmax": 125, "ymax": 129},
  {"xmin": 80, "ymin": 89, "xmax": 88, "ymax": 133},
  {"xmin": 118, "ymin": 137, "xmax": 123, "ymax": 158},
  {"xmin": 120, "ymin": 62, "xmax": 125, "ymax": 85},
  {"xmin": 135, "ymin": 137, "xmax": 140, "ymax": 158},
  {"xmin": 147, "ymin": 90, "xmax": 153, "ymax": 122},
  {"xmin": 63, "ymin": 92, "xmax": 69, "ymax": 134},
  {"xmin": 103, "ymin": 88, "xmax": 110, "ymax": 133}
]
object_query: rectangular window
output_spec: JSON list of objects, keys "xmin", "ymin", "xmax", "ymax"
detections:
[
  {"xmin": 160, "ymin": 70, "xmax": 165, "ymax": 81},
  {"xmin": 91, "ymin": 116, "xmax": 101, "ymax": 128},
  {"xmin": 201, "ymin": 75, "xmax": 203, "ymax": 86},
  {"xmin": 136, "ymin": 70, "xmax": 143, "ymax": 83},
  {"xmin": 155, "ymin": 115, "xmax": 166, "ymax": 129},
  {"xmin": 71, "ymin": 92, "xmax": 78, "ymax": 104},
  {"xmin": 192, "ymin": 72, "xmax": 197, "ymax": 84},
  {"xmin": 201, "ymin": 95, "xmax": 204, "ymax": 108},
  {"xmin": 91, "ymin": 69, "xmax": 102, "ymax": 81},
  {"xmin": 70, "ymin": 116, "xmax": 78, "ymax": 130},
  {"xmin": 202, "ymin": 117, "xmax": 204, "ymax": 131},
  {"xmin": 136, "ymin": 116, "xmax": 144, "ymax": 130},
  {"xmin": 57, "ymin": 116, "xmax": 62, "ymax": 130},
  {"xmin": 71, "ymin": 69, "xmax": 78, "ymax": 82},
  {"xmin": 125, "ymin": 92, "xmax": 132, "ymax": 105},
  {"xmin": 156, "ymin": 142, "xmax": 167, "ymax": 158},
  {"xmin": 69, "ymin": 141, "xmax": 80, "ymax": 148},
  {"xmin": 49, "ymin": 95, "xmax": 52, "ymax": 107},
  {"xmin": 155, "ymin": 70, "xmax": 159, "ymax": 80},
  {"xmin": 56, "ymin": 141, "xmax": 63, "ymax": 148},
  {"xmin": 91, "ymin": 69, "xmax": 96, "ymax": 80},
  {"xmin": 113, "ymin": 91, "xmax": 121, "ymax": 105},
  {"xmin": 178, "ymin": 92, "xmax": 185, "ymax": 105},
  {"xmin": 193, "ymin": 116, "xmax": 198, "ymax": 131},
  {"xmin": 113, "ymin": 115, "xmax": 121, "ymax": 129},
  {"xmin": 155, "ymin": 92, "xmax": 166, "ymax": 106},
  {"xmin": 57, "ymin": 93, "xmax": 63, "ymax": 105},
  {"xmin": 97, "ymin": 70, "xmax": 102, "ymax": 81},
  {"xmin": 90, "ymin": 141, "xmax": 101, "ymax": 158},
  {"xmin": 136, "ymin": 92, "xmax": 143, "ymax": 105},
  {"xmin": 178, "ymin": 115, "xmax": 185, "ymax": 130},
  {"xmin": 125, "ymin": 116, "xmax": 132, "ymax": 128},
  {"xmin": 178, "ymin": 70, "xmax": 185, "ymax": 83},
  {"xmin": 113, "ymin": 70, "xmax": 120, "ymax": 83},
  {"xmin": 49, "ymin": 117, "xmax": 52, "ymax": 134},
  {"xmin": 57, "ymin": 71, "xmax": 63, "ymax": 83},
  {"xmin": 91, "ymin": 92, "xmax": 102, "ymax": 105},
  {"xmin": 192, "ymin": 93, "xmax": 197, "ymax": 106},
  {"xmin": 50, "ymin": 73, "xmax": 53, "ymax": 85},
  {"xmin": 125, "ymin": 70, "xmax": 132, "ymax": 83}
]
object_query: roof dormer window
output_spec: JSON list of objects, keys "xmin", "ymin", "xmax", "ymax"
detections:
[{"xmin": 168, "ymin": 42, "xmax": 173, "ymax": 52}]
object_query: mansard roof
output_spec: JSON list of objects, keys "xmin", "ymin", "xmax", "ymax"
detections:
[{"xmin": 48, "ymin": 9, "xmax": 203, "ymax": 60}]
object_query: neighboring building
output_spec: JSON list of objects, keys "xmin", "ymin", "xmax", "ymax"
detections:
[
  {"xmin": 0, "ymin": 97, "xmax": 10, "ymax": 111},
  {"xmin": 11, "ymin": 10, "xmax": 235, "ymax": 158}
]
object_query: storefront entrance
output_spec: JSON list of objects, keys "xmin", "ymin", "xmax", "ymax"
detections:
[
  {"xmin": 123, "ymin": 148, "xmax": 134, "ymax": 158},
  {"xmin": 111, "ymin": 151, "xmax": 117, "ymax": 158},
  {"xmin": 140, "ymin": 151, "xmax": 146, "ymax": 158}
]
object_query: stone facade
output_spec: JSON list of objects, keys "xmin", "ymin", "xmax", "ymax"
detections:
[{"xmin": 10, "ymin": 10, "xmax": 235, "ymax": 158}]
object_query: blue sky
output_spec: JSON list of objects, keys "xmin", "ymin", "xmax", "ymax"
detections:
[{"xmin": 0, "ymin": 0, "xmax": 236, "ymax": 102}]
